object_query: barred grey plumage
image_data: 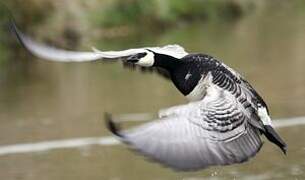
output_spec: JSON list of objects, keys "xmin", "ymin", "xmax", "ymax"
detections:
[{"xmin": 117, "ymin": 84, "xmax": 263, "ymax": 170}]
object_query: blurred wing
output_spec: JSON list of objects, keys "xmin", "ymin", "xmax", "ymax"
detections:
[
  {"xmin": 10, "ymin": 22, "xmax": 102, "ymax": 62},
  {"xmin": 10, "ymin": 21, "xmax": 188, "ymax": 62},
  {"xmin": 93, "ymin": 44, "xmax": 188, "ymax": 59},
  {"xmin": 111, "ymin": 86, "xmax": 263, "ymax": 171}
]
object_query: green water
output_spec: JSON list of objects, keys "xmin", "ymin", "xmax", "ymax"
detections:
[{"xmin": 1, "ymin": 3, "xmax": 305, "ymax": 180}]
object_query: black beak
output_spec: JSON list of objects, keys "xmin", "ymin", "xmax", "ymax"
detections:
[{"xmin": 126, "ymin": 52, "xmax": 147, "ymax": 63}]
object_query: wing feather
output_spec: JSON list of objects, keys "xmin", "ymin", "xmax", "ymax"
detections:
[
  {"xmin": 110, "ymin": 86, "xmax": 263, "ymax": 171},
  {"xmin": 10, "ymin": 21, "xmax": 187, "ymax": 62}
]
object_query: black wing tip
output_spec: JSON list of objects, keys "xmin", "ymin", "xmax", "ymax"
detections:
[
  {"xmin": 8, "ymin": 19, "xmax": 17, "ymax": 33},
  {"xmin": 7, "ymin": 19, "xmax": 27, "ymax": 49},
  {"xmin": 8, "ymin": 20, "xmax": 19, "ymax": 40},
  {"xmin": 264, "ymin": 125, "xmax": 287, "ymax": 155},
  {"xmin": 104, "ymin": 112, "xmax": 123, "ymax": 137}
]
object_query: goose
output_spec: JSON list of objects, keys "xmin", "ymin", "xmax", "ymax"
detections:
[{"xmin": 10, "ymin": 22, "xmax": 287, "ymax": 171}]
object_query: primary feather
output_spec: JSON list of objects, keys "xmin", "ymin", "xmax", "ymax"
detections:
[
  {"xmin": 10, "ymin": 21, "xmax": 187, "ymax": 62},
  {"xmin": 108, "ymin": 84, "xmax": 263, "ymax": 171}
]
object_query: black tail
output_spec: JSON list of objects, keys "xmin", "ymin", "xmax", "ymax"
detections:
[
  {"xmin": 104, "ymin": 112, "xmax": 123, "ymax": 137},
  {"xmin": 263, "ymin": 125, "xmax": 287, "ymax": 154}
]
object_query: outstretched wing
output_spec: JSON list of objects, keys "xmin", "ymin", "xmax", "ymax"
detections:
[
  {"xmin": 10, "ymin": 21, "xmax": 187, "ymax": 79},
  {"xmin": 108, "ymin": 85, "xmax": 263, "ymax": 171},
  {"xmin": 10, "ymin": 21, "xmax": 188, "ymax": 62}
]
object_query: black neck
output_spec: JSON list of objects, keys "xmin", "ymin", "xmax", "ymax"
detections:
[
  {"xmin": 153, "ymin": 53, "xmax": 182, "ymax": 70},
  {"xmin": 170, "ymin": 63, "xmax": 202, "ymax": 95},
  {"xmin": 152, "ymin": 52, "xmax": 201, "ymax": 96}
]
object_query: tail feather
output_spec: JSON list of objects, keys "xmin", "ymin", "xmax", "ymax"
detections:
[{"xmin": 264, "ymin": 125, "xmax": 287, "ymax": 154}]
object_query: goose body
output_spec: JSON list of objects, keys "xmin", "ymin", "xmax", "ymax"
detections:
[{"xmin": 11, "ymin": 22, "xmax": 286, "ymax": 171}]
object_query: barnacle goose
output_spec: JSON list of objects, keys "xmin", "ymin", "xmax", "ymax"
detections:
[{"xmin": 11, "ymin": 22, "xmax": 286, "ymax": 171}]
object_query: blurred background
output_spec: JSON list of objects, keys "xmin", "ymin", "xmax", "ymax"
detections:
[{"xmin": 0, "ymin": 0, "xmax": 305, "ymax": 179}]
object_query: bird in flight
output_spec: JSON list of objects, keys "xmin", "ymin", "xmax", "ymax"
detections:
[{"xmin": 10, "ymin": 22, "xmax": 286, "ymax": 171}]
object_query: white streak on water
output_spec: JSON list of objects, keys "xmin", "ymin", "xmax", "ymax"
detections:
[
  {"xmin": 0, "ymin": 116, "xmax": 305, "ymax": 156},
  {"xmin": 273, "ymin": 116, "xmax": 305, "ymax": 128}
]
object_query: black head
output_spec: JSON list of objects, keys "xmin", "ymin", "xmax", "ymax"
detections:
[
  {"xmin": 126, "ymin": 52, "xmax": 147, "ymax": 63},
  {"xmin": 125, "ymin": 50, "xmax": 155, "ymax": 67},
  {"xmin": 126, "ymin": 50, "xmax": 181, "ymax": 68}
]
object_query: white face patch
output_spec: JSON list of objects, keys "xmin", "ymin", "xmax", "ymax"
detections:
[{"xmin": 135, "ymin": 51, "xmax": 155, "ymax": 67}]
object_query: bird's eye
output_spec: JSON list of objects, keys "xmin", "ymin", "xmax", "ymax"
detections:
[{"xmin": 126, "ymin": 52, "xmax": 147, "ymax": 63}]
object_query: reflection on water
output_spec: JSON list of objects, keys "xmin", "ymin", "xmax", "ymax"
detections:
[{"xmin": 1, "ymin": 3, "xmax": 305, "ymax": 180}]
